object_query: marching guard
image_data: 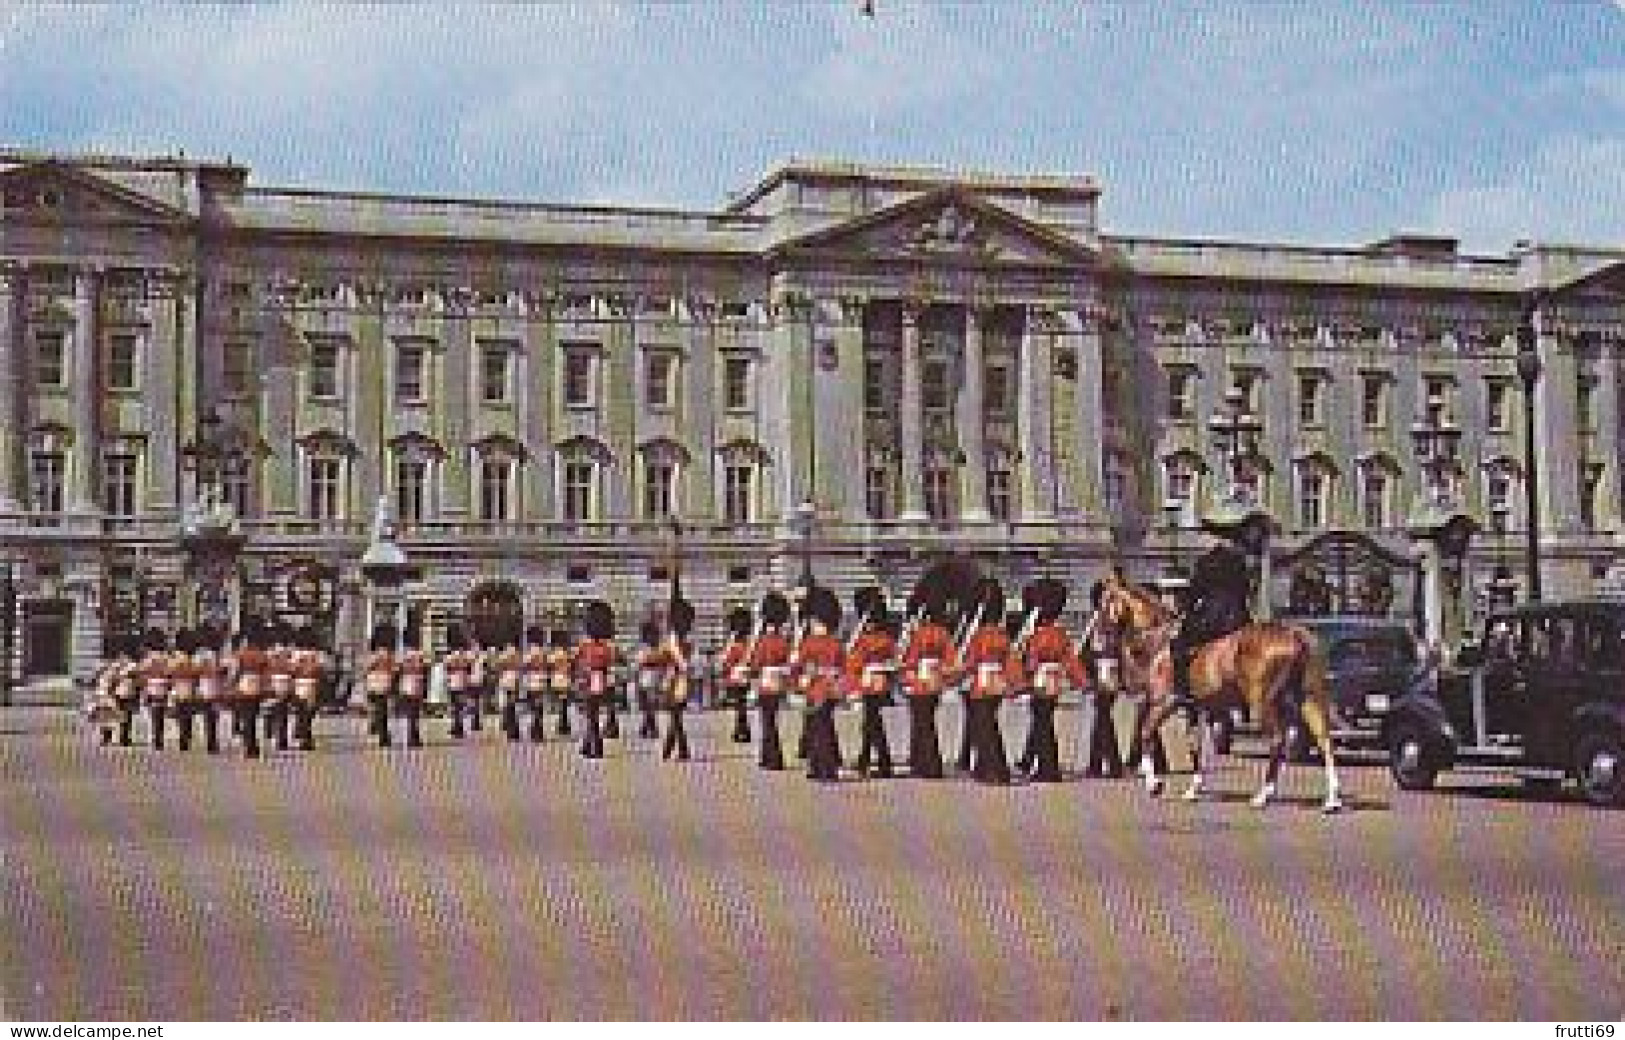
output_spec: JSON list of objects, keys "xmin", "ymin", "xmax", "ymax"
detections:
[
  {"xmin": 396, "ymin": 627, "xmax": 429, "ymax": 748},
  {"xmin": 517, "ymin": 626, "xmax": 550, "ymax": 742},
  {"xmin": 900, "ymin": 580, "xmax": 955, "ymax": 779},
  {"xmin": 168, "ymin": 629, "xmax": 199, "ymax": 751},
  {"xmin": 139, "ymin": 628, "xmax": 173, "ymax": 750},
  {"xmin": 636, "ymin": 620, "xmax": 665, "ymax": 740},
  {"xmin": 547, "ymin": 629, "xmax": 575, "ymax": 737},
  {"xmin": 660, "ymin": 597, "xmax": 695, "ymax": 762},
  {"xmin": 264, "ymin": 626, "xmax": 296, "ymax": 753},
  {"xmin": 1015, "ymin": 580, "xmax": 1087, "ymax": 783},
  {"xmin": 192, "ymin": 626, "xmax": 226, "ymax": 755},
  {"xmin": 290, "ymin": 627, "xmax": 324, "ymax": 752},
  {"xmin": 444, "ymin": 623, "xmax": 477, "ymax": 740},
  {"xmin": 230, "ymin": 625, "xmax": 269, "ymax": 759},
  {"xmin": 496, "ymin": 630, "xmax": 527, "ymax": 741},
  {"xmin": 847, "ymin": 587, "xmax": 897, "ymax": 779},
  {"xmin": 575, "ymin": 601, "xmax": 618, "ymax": 760},
  {"xmin": 86, "ymin": 635, "xmax": 125, "ymax": 747},
  {"xmin": 749, "ymin": 591, "xmax": 793, "ymax": 771},
  {"xmin": 719, "ymin": 606, "xmax": 754, "ymax": 744},
  {"xmin": 962, "ymin": 578, "xmax": 1020, "ymax": 785},
  {"xmin": 363, "ymin": 624, "xmax": 398, "ymax": 749},
  {"xmin": 796, "ymin": 587, "xmax": 845, "ymax": 782}
]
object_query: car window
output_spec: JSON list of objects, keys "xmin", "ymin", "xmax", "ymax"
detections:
[{"xmin": 1330, "ymin": 634, "xmax": 1415, "ymax": 671}]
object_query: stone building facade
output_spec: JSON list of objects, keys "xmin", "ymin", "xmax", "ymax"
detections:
[{"xmin": 1, "ymin": 148, "xmax": 1622, "ymax": 688}]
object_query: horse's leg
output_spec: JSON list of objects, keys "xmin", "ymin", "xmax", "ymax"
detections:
[
  {"xmin": 1182, "ymin": 701, "xmax": 1206, "ymax": 803},
  {"xmin": 1297, "ymin": 694, "xmax": 1344, "ymax": 814},
  {"xmin": 1250, "ymin": 684, "xmax": 1285, "ymax": 809}
]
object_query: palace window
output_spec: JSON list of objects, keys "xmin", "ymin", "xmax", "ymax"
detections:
[
  {"xmin": 864, "ymin": 357, "xmax": 889, "ymax": 412},
  {"xmin": 866, "ymin": 458, "xmax": 893, "ymax": 520},
  {"xmin": 309, "ymin": 340, "xmax": 341, "ymax": 400},
  {"xmin": 645, "ymin": 350, "xmax": 677, "ymax": 409},
  {"xmin": 107, "ymin": 334, "xmax": 139, "ymax": 391},
  {"xmin": 394, "ymin": 457, "xmax": 428, "ymax": 526},
  {"xmin": 1360, "ymin": 465, "xmax": 1395, "ymax": 530},
  {"xmin": 35, "ymin": 331, "xmax": 66, "ymax": 388},
  {"xmin": 563, "ymin": 346, "xmax": 597, "ymax": 408},
  {"xmin": 987, "ymin": 464, "xmax": 1014, "ymax": 522},
  {"xmin": 223, "ymin": 341, "xmax": 254, "ymax": 396},
  {"xmin": 724, "ymin": 463, "xmax": 753, "ymax": 525},
  {"xmin": 562, "ymin": 461, "xmax": 596, "ymax": 522},
  {"xmin": 479, "ymin": 342, "xmax": 512, "ymax": 404},
  {"xmin": 1297, "ymin": 371, "xmax": 1327, "ymax": 428},
  {"xmin": 723, "ymin": 355, "xmax": 753, "ymax": 411},
  {"xmin": 1232, "ymin": 368, "xmax": 1262, "ymax": 415},
  {"xmin": 1296, "ymin": 463, "xmax": 1333, "ymax": 530},
  {"xmin": 1485, "ymin": 378, "xmax": 1511, "ymax": 433},
  {"xmin": 1576, "ymin": 373, "xmax": 1598, "ymax": 434},
  {"xmin": 1361, "ymin": 373, "xmax": 1388, "ymax": 428},
  {"xmin": 305, "ymin": 456, "xmax": 344, "ymax": 521},
  {"xmin": 643, "ymin": 458, "xmax": 675, "ymax": 520},
  {"xmin": 1166, "ymin": 365, "xmax": 1196, "ymax": 422},
  {"xmin": 922, "ymin": 359, "xmax": 952, "ymax": 413},
  {"xmin": 29, "ymin": 450, "xmax": 65, "ymax": 512},
  {"xmin": 1422, "ymin": 375, "xmax": 1455, "ymax": 423},
  {"xmin": 924, "ymin": 464, "xmax": 954, "ymax": 521},
  {"xmin": 479, "ymin": 456, "xmax": 515, "ymax": 522},
  {"xmin": 102, "ymin": 450, "xmax": 139, "ymax": 517},
  {"xmin": 395, "ymin": 341, "xmax": 427, "ymax": 403},
  {"xmin": 985, "ymin": 362, "xmax": 1013, "ymax": 419}
]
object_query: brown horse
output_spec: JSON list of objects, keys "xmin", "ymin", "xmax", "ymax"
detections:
[{"xmin": 1093, "ymin": 572, "xmax": 1344, "ymax": 813}]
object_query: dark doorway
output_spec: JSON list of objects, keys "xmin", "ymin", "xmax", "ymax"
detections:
[
  {"xmin": 467, "ymin": 581, "xmax": 524, "ymax": 648},
  {"xmin": 24, "ymin": 600, "xmax": 73, "ymax": 678}
]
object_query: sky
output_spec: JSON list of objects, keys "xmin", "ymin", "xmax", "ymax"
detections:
[{"xmin": 1, "ymin": 1, "xmax": 1622, "ymax": 254}]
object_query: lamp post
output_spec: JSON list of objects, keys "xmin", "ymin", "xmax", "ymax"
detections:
[
  {"xmin": 1408, "ymin": 393, "xmax": 1476, "ymax": 650},
  {"xmin": 1515, "ymin": 297, "xmax": 1543, "ymax": 603},
  {"xmin": 179, "ymin": 405, "xmax": 247, "ymax": 631},
  {"xmin": 1, "ymin": 553, "xmax": 15, "ymax": 707},
  {"xmin": 793, "ymin": 498, "xmax": 816, "ymax": 591},
  {"xmin": 1205, "ymin": 384, "xmax": 1271, "ymax": 618}
]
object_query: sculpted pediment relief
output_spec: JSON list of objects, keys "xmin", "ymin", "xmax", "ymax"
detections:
[
  {"xmin": 0, "ymin": 162, "xmax": 191, "ymax": 227},
  {"xmin": 771, "ymin": 188, "xmax": 1093, "ymax": 268}
]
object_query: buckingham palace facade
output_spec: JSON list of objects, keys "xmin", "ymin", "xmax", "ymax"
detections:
[{"xmin": 2, "ymin": 147, "xmax": 1622, "ymax": 688}]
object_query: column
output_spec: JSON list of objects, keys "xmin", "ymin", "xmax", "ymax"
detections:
[
  {"xmin": 1416, "ymin": 539, "xmax": 1445, "ymax": 650},
  {"xmin": 898, "ymin": 300, "xmax": 928, "ymax": 522},
  {"xmin": 956, "ymin": 305, "xmax": 990, "ymax": 523},
  {"xmin": 1532, "ymin": 319, "xmax": 1580, "ymax": 537},
  {"xmin": 1068, "ymin": 309, "xmax": 1109, "ymax": 526},
  {"xmin": 69, "ymin": 269, "xmax": 101, "ymax": 514},
  {"xmin": 1016, "ymin": 306, "xmax": 1055, "ymax": 521},
  {"xmin": 0, "ymin": 268, "xmax": 23, "ymax": 513}
]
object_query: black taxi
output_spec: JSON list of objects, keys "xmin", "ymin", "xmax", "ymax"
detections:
[{"xmin": 1382, "ymin": 600, "xmax": 1625, "ymax": 807}]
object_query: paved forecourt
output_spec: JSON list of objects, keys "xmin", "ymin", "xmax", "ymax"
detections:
[{"xmin": 1, "ymin": 704, "xmax": 1619, "ymax": 1021}]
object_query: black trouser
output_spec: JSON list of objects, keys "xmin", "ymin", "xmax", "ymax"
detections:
[
  {"xmin": 727, "ymin": 686, "xmax": 752, "ymax": 743},
  {"xmin": 971, "ymin": 698, "xmax": 1012, "ymax": 784},
  {"xmin": 499, "ymin": 690, "xmax": 523, "ymax": 741},
  {"xmin": 116, "ymin": 698, "xmax": 139, "ymax": 747},
  {"xmin": 527, "ymin": 694, "xmax": 547, "ymax": 742},
  {"xmin": 1020, "ymin": 697, "xmax": 1062, "ymax": 782},
  {"xmin": 1126, "ymin": 696, "xmax": 1170, "ymax": 775},
  {"xmin": 795, "ymin": 705, "xmax": 811, "ymax": 760},
  {"xmin": 906, "ymin": 695, "xmax": 944, "ymax": 779},
  {"xmin": 264, "ymin": 697, "xmax": 292, "ymax": 751},
  {"xmin": 806, "ymin": 701, "xmax": 840, "ymax": 781},
  {"xmin": 401, "ymin": 697, "xmax": 424, "ymax": 747},
  {"xmin": 176, "ymin": 701, "xmax": 195, "ymax": 750},
  {"xmin": 602, "ymin": 696, "xmax": 621, "ymax": 740},
  {"xmin": 639, "ymin": 688, "xmax": 661, "ymax": 739},
  {"xmin": 450, "ymin": 688, "xmax": 473, "ymax": 738},
  {"xmin": 956, "ymin": 693, "xmax": 975, "ymax": 773},
  {"xmin": 662, "ymin": 701, "xmax": 690, "ymax": 761},
  {"xmin": 235, "ymin": 699, "xmax": 263, "ymax": 758},
  {"xmin": 1086, "ymin": 693, "xmax": 1125, "ymax": 777},
  {"xmin": 856, "ymin": 694, "xmax": 893, "ymax": 777},
  {"xmin": 293, "ymin": 698, "xmax": 316, "ymax": 751},
  {"xmin": 148, "ymin": 701, "xmax": 168, "ymax": 750},
  {"xmin": 757, "ymin": 694, "xmax": 785, "ymax": 770},
  {"xmin": 368, "ymin": 694, "xmax": 393, "ymax": 748},
  {"xmin": 199, "ymin": 702, "xmax": 221, "ymax": 754},
  {"xmin": 555, "ymin": 692, "xmax": 573, "ymax": 736},
  {"xmin": 580, "ymin": 697, "xmax": 605, "ymax": 759}
]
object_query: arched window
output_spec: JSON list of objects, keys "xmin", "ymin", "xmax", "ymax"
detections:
[
  {"xmin": 1357, "ymin": 454, "xmax": 1402, "ymax": 531},
  {"xmin": 556, "ymin": 436, "xmax": 612, "ymax": 524},
  {"xmin": 638, "ymin": 438, "xmax": 690, "ymax": 521},
  {"xmin": 718, "ymin": 440, "xmax": 771, "ymax": 526},
  {"xmin": 473, "ymin": 434, "xmax": 526, "ymax": 523},
  {"xmin": 388, "ymin": 433, "xmax": 444, "ymax": 527}
]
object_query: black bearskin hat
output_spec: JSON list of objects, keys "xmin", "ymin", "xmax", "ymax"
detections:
[
  {"xmin": 144, "ymin": 627, "xmax": 169, "ymax": 653},
  {"xmin": 400, "ymin": 625, "xmax": 421, "ymax": 651},
  {"xmin": 1025, "ymin": 578, "xmax": 1069, "ymax": 625},
  {"xmin": 639, "ymin": 618, "xmax": 661, "ymax": 647},
  {"xmin": 584, "ymin": 600, "xmax": 615, "ymax": 640},
  {"xmin": 761, "ymin": 591, "xmax": 791, "ymax": 628},
  {"xmin": 369, "ymin": 624, "xmax": 397, "ymax": 652},
  {"xmin": 445, "ymin": 623, "xmax": 468, "ymax": 652},
  {"xmin": 725, "ymin": 605, "xmax": 753, "ymax": 640},
  {"xmin": 803, "ymin": 585, "xmax": 842, "ymax": 632},
  {"xmin": 669, "ymin": 596, "xmax": 695, "ymax": 639},
  {"xmin": 175, "ymin": 628, "xmax": 196, "ymax": 654},
  {"xmin": 524, "ymin": 625, "xmax": 547, "ymax": 649},
  {"xmin": 974, "ymin": 577, "xmax": 1006, "ymax": 627}
]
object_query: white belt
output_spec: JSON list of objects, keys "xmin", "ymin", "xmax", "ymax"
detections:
[
  {"xmin": 916, "ymin": 659, "xmax": 941, "ymax": 681},
  {"xmin": 727, "ymin": 666, "xmax": 750, "ymax": 684},
  {"xmin": 1036, "ymin": 663, "xmax": 1063, "ymax": 680},
  {"xmin": 978, "ymin": 663, "xmax": 1002, "ymax": 680}
]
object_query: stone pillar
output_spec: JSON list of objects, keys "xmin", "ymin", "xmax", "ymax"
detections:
[
  {"xmin": 69, "ymin": 269, "xmax": 101, "ymax": 514},
  {"xmin": 898, "ymin": 300, "xmax": 928, "ymax": 522},
  {"xmin": 957, "ymin": 305, "xmax": 990, "ymax": 524},
  {"xmin": 1068, "ymin": 309, "xmax": 1109, "ymax": 526},
  {"xmin": 1416, "ymin": 539, "xmax": 1445, "ymax": 651},
  {"xmin": 1017, "ymin": 306, "xmax": 1055, "ymax": 521},
  {"xmin": 0, "ymin": 268, "xmax": 23, "ymax": 513}
]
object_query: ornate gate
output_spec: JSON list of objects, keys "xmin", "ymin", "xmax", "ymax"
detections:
[{"xmin": 1275, "ymin": 531, "xmax": 1417, "ymax": 619}]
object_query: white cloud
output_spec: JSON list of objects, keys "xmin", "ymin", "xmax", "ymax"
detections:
[
  {"xmin": 1426, "ymin": 135, "xmax": 1625, "ymax": 250},
  {"xmin": 799, "ymin": 2, "xmax": 997, "ymax": 119}
]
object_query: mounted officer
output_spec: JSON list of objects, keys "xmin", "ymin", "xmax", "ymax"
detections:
[{"xmin": 1170, "ymin": 536, "xmax": 1254, "ymax": 707}]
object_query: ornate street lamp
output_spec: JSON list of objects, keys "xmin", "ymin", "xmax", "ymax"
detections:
[
  {"xmin": 360, "ymin": 497, "xmax": 419, "ymax": 650},
  {"xmin": 1515, "ymin": 296, "xmax": 1543, "ymax": 602},
  {"xmin": 1203, "ymin": 383, "xmax": 1272, "ymax": 618},
  {"xmin": 792, "ymin": 498, "xmax": 816, "ymax": 591},
  {"xmin": 179, "ymin": 405, "xmax": 247, "ymax": 630}
]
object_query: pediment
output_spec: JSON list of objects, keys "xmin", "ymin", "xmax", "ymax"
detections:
[
  {"xmin": 1557, "ymin": 260, "xmax": 1625, "ymax": 301},
  {"xmin": 771, "ymin": 187, "xmax": 1094, "ymax": 268},
  {"xmin": 0, "ymin": 161, "xmax": 191, "ymax": 227}
]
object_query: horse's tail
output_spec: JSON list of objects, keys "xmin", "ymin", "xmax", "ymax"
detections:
[{"xmin": 1290, "ymin": 624, "xmax": 1331, "ymax": 712}]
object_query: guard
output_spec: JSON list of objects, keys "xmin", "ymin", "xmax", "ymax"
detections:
[
  {"xmin": 1015, "ymin": 579, "xmax": 1087, "ymax": 783},
  {"xmin": 796, "ymin": 586, "xmax": 846, "ymax": 783},
  {"xmin": 749, "ymin": 591, "xmax": 793, "ymax": 771},
  {"xmin": 719, "ymin": 606, "xmax": 754, "ymax": 744},
  {"xmin": 847, "ymin": 587, "xmax": 897, "ymax": 779},
  {"xmin": 576, "ymin": 601, "xmax": 618, "ymax": 760},
  {"xmin": 899, "ymin": 576, "xmax": 956, "ymax": 780}
]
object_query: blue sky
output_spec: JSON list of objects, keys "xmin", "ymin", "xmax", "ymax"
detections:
[{"xmin": 2, "ymin": 1, "xmax": 1622, "ymax": 253}]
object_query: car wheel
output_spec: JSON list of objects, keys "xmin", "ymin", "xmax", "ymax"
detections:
[
  {"xmin": 1388, "ymin": 722, "xmax": 1439, "ymax": 791},
  {"xmin": 1575, "ymin": 731, "xmax": 1625, "ymax": 809},
  {"xmin": 1209, "ymin": 711, "xmax": 1235, "ymax": 756}
]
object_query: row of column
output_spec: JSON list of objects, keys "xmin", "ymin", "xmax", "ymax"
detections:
[{"xmin": 891, "ymin": 300, "xmax": 1104, "ymax": 525}]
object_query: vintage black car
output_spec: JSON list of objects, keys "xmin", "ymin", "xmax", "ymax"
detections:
[{"xmin": 1382, "ymin": 600, "xmax": 1625, "ymax": 807}]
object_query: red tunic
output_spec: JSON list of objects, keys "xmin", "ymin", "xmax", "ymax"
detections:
[
  {"xmin": 749, "ymin": 632, "xmax": 792, "ymax": 696},
  {"xmin": 962, "ymin": 626, "xmax": 1023, "ymax": 698},
  {"xmin": 844, "ymin": 629, "xmax": 898, "ymax": 698},
  {"xmin": 1023, "ymin": 624, "xmax": 1089, "ymax": 697},
  {"xmin": 720, "ymin": 639, "xmax": 751, "ymax": 688},
  {"xmin": 796, "ymin": 632, "xmax": 846, "ymax": 706},
  {"xmin": 574, "ymin": 639, "xmax": 616, "ymax": 698},
  {"xmin": 900, "ymin": 622, "xmax": 958, "ymax": 696}
]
